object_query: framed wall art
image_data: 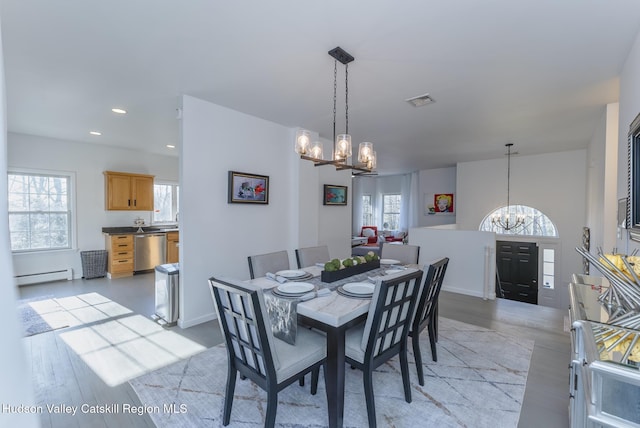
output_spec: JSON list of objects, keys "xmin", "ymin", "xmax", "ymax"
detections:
[
  {"xmin": 323, "ymin": 184, "xmax": 348, "ymax": 206},
  {"xmin": 434, "ymin": 193, "xmax": 454, "ymax": 213},
  {"xmin": 228, "ymin": 171, "xmax": 269, "ymax": 204}
]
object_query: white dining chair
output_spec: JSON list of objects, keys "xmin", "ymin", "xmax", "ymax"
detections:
[
  {"xmin": 209, "ymin": 276, "xmax": 326, "ymax": 427},
  {"xmin": 247, "ymin": 250, "xmax": 290, "ymax": 279},
  {"xmin": 380, "ymin": 242, "xmax": 420, "ymax": 265},
  {"xmin": 295, "ymin": 245, "xmax": 331, "ymax": 268}
]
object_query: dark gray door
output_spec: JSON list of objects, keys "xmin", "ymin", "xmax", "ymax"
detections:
[{"xmin": 496, "ymin": 241, "xmax": 538, "ymax": 304}]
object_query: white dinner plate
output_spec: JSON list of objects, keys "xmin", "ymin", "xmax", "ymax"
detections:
[
  {"xmin": 277, "ymin": 282, "xmax": 314, "ymax": 294},
  {"xmin": 385, "ymin": 269, "xmax": 404, "ymax": 275},
  {"xmin": 342, "ymin": 282, "xmax": 375, "ymax": 295},
  {"xmin": 379, "ymin": 259, "xmax": 401, "ymax": 265},
  {"xmin": 276, "ymin": 269, "xmax": 307, "ymax": 278}
]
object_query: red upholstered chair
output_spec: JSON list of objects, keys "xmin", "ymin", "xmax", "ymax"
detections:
[
  {"xmin": 360, "ymin": 226, "xmax": 378, "ymax": 244},
  {"xmin": 385, "ymin": 231, "xmax": 406, "ymax": 243}
]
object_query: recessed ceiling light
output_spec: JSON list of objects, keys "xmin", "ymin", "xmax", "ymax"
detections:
[
  {"xmin": 111, "ymin": 108, "xmax": 127, "ymax": 114},
  {"xmin": 166, "ymin": 144, "xmax": 175, "ymax": 149},
  {"xmin": 405, "ymin": 93, "xmax": 436, "ymax": 107},
  {"xmin": 89, "ymin": 131, "xmax": 101, "ymax": 136}
]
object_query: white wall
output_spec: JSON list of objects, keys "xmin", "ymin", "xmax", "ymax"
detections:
[
  {"xmin": 179, "ymin": 95, "xmax": 351, "ymax": 328},
  {"xmin": 618, "ymin": 27, "xmax": 640, "ymax": 255},
  {"xmin": 586, "ymin": 109, "xmax": 607, "ymax": 254},
  {"xmin": 417, "ymin": 167, "xmax": 457, "ymax": 227},
  {"xmin": 8, "ymin": 133, "xmax": 178, "ymax": 279},
  {"xmin": 0, "ymin": 27, "xmax": 39, "ymax": 427},
  {"xmin": 457, "ymin": 149, "xmax": 587, "ymax": 307},
  {"xmin": 409, "ymin": 227, "xmax": 496, "ymax": 299}
]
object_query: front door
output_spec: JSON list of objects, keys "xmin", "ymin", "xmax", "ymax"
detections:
[{"xmin": 496, "ymin": 241, "xmax": 539, "ymax": 304}]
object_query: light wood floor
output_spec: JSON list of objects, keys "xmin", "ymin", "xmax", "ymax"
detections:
[{"xmin": 18, "ymin": 274, "xmax": 569, "ymax": 428}]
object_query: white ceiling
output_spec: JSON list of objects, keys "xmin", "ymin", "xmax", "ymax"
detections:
[{"xmin": 2, "ymin": 1, "xmax": 640, "ymax": 175}]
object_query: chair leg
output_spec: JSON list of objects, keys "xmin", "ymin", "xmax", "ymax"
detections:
[
  {"xmin": 434, "ymin": 304, "xmax": 439, "ymax": 342},
  {"xmin": 223, "ymin": 365, "xmax": 238, "ymax": 426},
  {"xmin": 412, "ymin": 333, "xmax": 425, "ymax": 386},
  {"xmin": 428, "ymin": 321, "xmax": 438, "ymax": 362},
  {"xmin": 311, "ymin": 367, "xmax": 320, "ymax": 395},
  {"xmin": 400, "ymin": 348, "xmax": 412, "ymax": 403},
  {"xmin": 363, "ymin": 368, "xmax": 377, "ymax": 428},
  {"xmin": 265, "ymin": 391, "xmax": 278, "ymax": 428}
]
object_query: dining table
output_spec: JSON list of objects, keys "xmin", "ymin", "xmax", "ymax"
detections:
[{"xmin": 248, "ymin": 263, "xmax": 420, "ymax": 428}]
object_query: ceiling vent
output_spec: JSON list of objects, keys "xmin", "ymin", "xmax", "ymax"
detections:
[{"xmin": 405, "ymin": 93, "xmax": 435, "ymax": 108}]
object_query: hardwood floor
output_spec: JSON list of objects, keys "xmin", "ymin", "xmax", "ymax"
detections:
[{"xmin": 18, "ymin": 274, "xmax": 569, "ymax": 428}]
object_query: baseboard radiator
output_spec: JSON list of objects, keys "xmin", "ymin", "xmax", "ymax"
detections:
[{"xmin": 15, "ymin": 268, "xmax": 73, "ymax": 286}]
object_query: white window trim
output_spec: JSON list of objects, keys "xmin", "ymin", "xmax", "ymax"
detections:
[{"xmin": 8, "ymin": 167, "xmax": 77, "ymax": 253}]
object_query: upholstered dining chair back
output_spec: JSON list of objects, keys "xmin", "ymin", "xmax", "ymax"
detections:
[
  {"xmin": 209, "ymin": 276, "xmax": 326, "ymax": 427},
  {"xmin": 210, "ymin": 277, "xmax": 278, "ymax": 382},
  {"xmin": 380, "ymin": 243, "xmax": 420, "ymax": 265},
  {"xmin": 295, "ymin": 245, "xmax": 330, "ymax": 268},
  {"xmin": 344, "ymin": 268, "xmax": 423, "ymax": 428},
  {"xmin": 409, "ymin": 257, "xmax": 449, "ymax": 386},
  {"xmin": 362, "ymin": 269, "xmax": 423, "ymax": 361},
  {"xmin": 248, "ymin": 250, "xmax": 290, "ymax": 279}
]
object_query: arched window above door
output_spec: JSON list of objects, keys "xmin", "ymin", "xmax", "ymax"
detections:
[{"xmin": 479, "ymin": 205, "xmax": 558, "ymax": 237}]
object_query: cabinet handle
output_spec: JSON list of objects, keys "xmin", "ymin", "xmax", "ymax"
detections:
[
  {"xmin": 118, "ymin": 252, "xmax": 128, "ymax": 255},
  {"xmin": 134, "ymin": 199, "xmax": 137, "ymax": 207},
  {"xmin": 117, "ymin": 259, "xmax": 129, "ymax": 264},
  {"xmin": 117, "ymin": 244, "xmax": 128, "ymax": 247},
  {"xmin": 128, "ymin": 199, "xmax": 131, "ymax": 207}
]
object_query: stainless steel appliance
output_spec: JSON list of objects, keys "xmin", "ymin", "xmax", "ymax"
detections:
[
  {"xmin": 134, "ymin": 234, "xmax": 166, "ymax": 272},
  {"xmin": 154, "ymin": 263, "xmax": 179, "ymax": 325}
]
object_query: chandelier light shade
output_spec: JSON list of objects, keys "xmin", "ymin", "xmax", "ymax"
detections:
[
  {"xmin": 294, "ymin": 46, "xmax": 376, "ymax": 174},
  {"xmin": 491, "ymin": 143, "xmax": 526, "ymax": 231},
  {"xmin": 335, "ymin": 134, "xmax": 352, "ymax": 160},
  {"xmin": 294, "ymin": 129, "xmax": 311, "ymax": 155},
  {"xmin": 309, "ymin": 141, "xmax": 324, "ymax": 160}
]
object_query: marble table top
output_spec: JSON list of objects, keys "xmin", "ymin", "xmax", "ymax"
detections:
[{"xmin": 248, "ymin": 265, "xmax": 420, "ymax": 327}]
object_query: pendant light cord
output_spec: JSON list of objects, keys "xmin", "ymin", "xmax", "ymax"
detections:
[
  {"xmin": 345, "ymin": 63, "xmax": 349, "ymax": 135},
  {"xmin": 506, "ymin": 144, "xmax": 511, "ymax": 211},
  {"xmin": 333, "ymin": 59, "xmax": 337, "ymax": 153}
]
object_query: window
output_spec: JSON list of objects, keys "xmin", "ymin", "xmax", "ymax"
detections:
[
  {"xmin": 153, "ymin": 183, "xmax": 179, "ymax": 224},
  {"xmin": 479, "ymin": 205, "xmax": 558, "ymax": 237},
  {"xmin": 362, "ymin": 194, "xmax": 373, "ymax": 226},
  {"xmin": 8, "ymin": 172, "xmax": 71, "ymax": 252},
  {"xmin": 542, "ymin": 248, "xmax": 555, "ymax": 289},
  {"xmin": 382, "ymin": 194, "xmax": 401, "ymax": 230}
]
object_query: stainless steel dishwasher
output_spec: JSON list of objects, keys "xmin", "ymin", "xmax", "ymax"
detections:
[{"xmin": 134, "ymin": 234, "xmax": 166, "ymax": 272}]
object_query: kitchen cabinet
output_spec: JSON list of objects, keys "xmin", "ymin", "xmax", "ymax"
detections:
[
  {"xmin": 166, "ymin": 231, "xmax": 179, "ymax": 264},
  {"xmin": 106, "ymin": 234, "xmax": 134, "ymax": 278},
  {"xmin": 104, "ymin": 171, "xmax": 154, "ymax": 211}
]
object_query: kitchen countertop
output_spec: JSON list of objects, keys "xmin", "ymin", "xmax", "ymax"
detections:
[{"xmin": 102, "ymin": 226, "xmax": 179, "ymax": 235}]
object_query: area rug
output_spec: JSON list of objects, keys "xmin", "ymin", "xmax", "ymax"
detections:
[
  {"xmin": 18, "ymin": 296, "xmax": 69, "ymax": 337},
  {"xmin": 130, "ymin": 318, "xmax": 534, "ymax": 427}
]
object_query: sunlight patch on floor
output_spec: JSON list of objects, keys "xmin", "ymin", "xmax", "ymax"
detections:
[{"xmin": 47, "ymin": 293, "xmax": 207, "ymax": 386}]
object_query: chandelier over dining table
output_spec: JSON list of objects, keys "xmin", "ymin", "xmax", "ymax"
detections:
[
  {"xmin": 491, "ymin": 143, "xmax": 525, "ymax": 231},
  {"xmin": 294, "ymin": 47, "xmax": 376, "ymax": 174}
]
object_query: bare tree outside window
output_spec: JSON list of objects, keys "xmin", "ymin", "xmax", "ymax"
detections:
[
  {"xmin": 382, "ymin": 194, "xmax": 401, "ymax": 230},
  {"xmin": 8, "ymin": 172, "xmax": 70, "ymax": 251}
]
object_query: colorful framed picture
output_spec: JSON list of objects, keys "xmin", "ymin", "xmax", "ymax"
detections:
[
  {"xmin": 434, "ymin": 193, "xmax": 454, "ymax": 213},
  {"xmin": 228, "ymin": 171, "xmax": 269, "ymax": 204},
  {"xmin": 323, "ymin": 184, "xmax": 348, "ymax": 206}
]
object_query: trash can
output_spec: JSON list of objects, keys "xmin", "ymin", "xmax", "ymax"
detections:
[
  {"xmin": 80, "ymin": 250, "xmax": 108, "ymax": 279},
  {"xmin": 154, "ymin": 263, "xmax": 179, "ymax": 326}
]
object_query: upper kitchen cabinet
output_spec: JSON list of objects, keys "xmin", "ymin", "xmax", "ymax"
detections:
[{"xmin": 104, "ymin": 171, "xmax": 154, "ymax": 211}]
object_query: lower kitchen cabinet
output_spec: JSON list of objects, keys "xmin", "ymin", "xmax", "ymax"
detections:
[
  {"xmin": 106, "ymin": 234, "xmax": 134, "ymax": 278},
  {"xmin": 166, "ymin": 231, "xmax": 179, "ymax": 264}
]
